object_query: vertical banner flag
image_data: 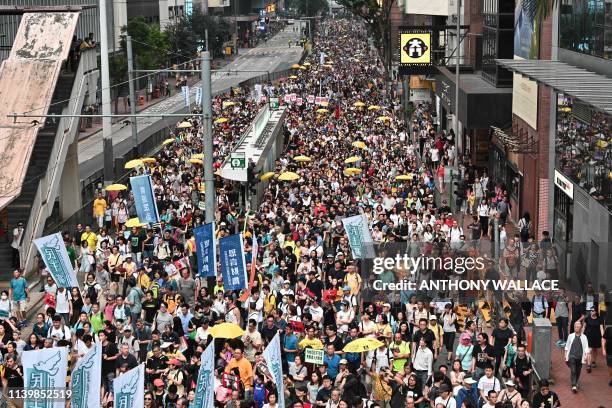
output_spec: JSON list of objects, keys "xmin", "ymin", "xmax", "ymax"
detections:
[
  {"xmin": 239, "ymin": 234, "xmax": 258, "ymax": 302},
  {"xmin": 182, "ymin": 85, "xmax": 190, "ymax": 108},
  {"xmin": 192, "ymin": 341, "xmax": 215, "ymax": 408},
  {"xmin": 22, "ymin": 347, "xmax": 69, "ymax": 408},
  {"xmin": 341, "ymin": 214, "xmax": 376, "ymax": 259},
  {"xmin": 71, "ymin": 342, "xmax": 102, "ymax": 408},
  {"xmin": 195, "ymin": 87, "xmax": 202, "ymax": 106},
  {"xmin": 320, "ymin": 52, "xmax": 326, "ymax": 65},
  {"xmin": 263, "ymin": 334, "xmax": 285, "ymax": 408},
  {"xmin": 130, "ymin": 174, "xmax": 160, "ymax": 224},
  {"xmin": 34, "ymin": 233, "xmax": 79, "ymax": 288},
  {"xmin": 113, "ymin": 364, "xmax": 145, "ymax": 408},
  {"xmin": 219, "ymin": 234, "xmax": 248, "ymax": 290},
  {"xmin": 194, "ymin": 222, "xmax": 216, "ymax": 277}
]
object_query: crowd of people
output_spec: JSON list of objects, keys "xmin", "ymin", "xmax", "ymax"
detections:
[{"xmin": 1, "ymin": 17, "xmax": 611, "ymax": 408}]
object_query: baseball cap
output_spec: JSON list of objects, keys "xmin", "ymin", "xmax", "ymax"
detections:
[
  {"xmin": 505, "ymin": 380, "xmax": 516, "ymax": 387},
  {"xmin": 339, "ymin": 359, "xmax": 348, "ymax": 365},
  {"xmin": 168, "ymin": 358, "xmax": 181, "ymax": 366},
  {"xmin": 464, "ymin": 377, "xmax": 477, "ymax": 385}
]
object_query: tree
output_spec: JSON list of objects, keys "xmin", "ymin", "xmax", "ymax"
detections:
[
  {"xmin": 287, "ymin": 0, "xmax": 329, "ymax": 16},
  {"xmin": 336, "ymin": 0, "xmax": 395, "ymax": 72}
]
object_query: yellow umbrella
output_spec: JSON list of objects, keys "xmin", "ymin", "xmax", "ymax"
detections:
[
  {"xmin": 125, "ymin": 218, "xmax": 146, "ymax": 228},
  {"xmin": 260, "ymin": 171, "xmax": 275, "ymax": 181},
  {"xmin": 344, "ymin": 168, "xmax": 362, "ymax": 175},
  {"xmin": 192, "ymin": 153, "xmax": 204, "ymax": 159},
  {"xmin": 105, "ymin": 183, "xmax": 127, "ymax": 191},
  {"xmin": 299, "ymin": 65, "xmax": 307, "ymax": 70},
  {"xmin": 396, "ymin": 174, "xmax": 413, "ymax": 181},
  {"xmin": 289, "ymin": 75, "xmax": 298, "ymax": 79},
  {"xmin": 278, "ymin": 171, "xmax": 300, "ymax": 181},
  {"xmin": 377, "ymin": 116, "xmax": 392, "ymax": 122},
  {"xmin": 352, "ymin": 141, "xmax": 367, "ymax": 149},
  {"xmin": 189, "ymin": 158, "xmax": 203, "ymax": 165},
  {"xmin": 294, "ymin": 155, "xmax": 312, "ymax": 162},
  {"xmin": 320, "ymin": 101, "xmax": 329, "ymax": 107},
  {"xmin": 291, "ymin": 63, "xmax": 301, "ymax": 69},
  {"xmin": 343, "ymin": 338, "xmax": 385, "ymax": 353},
  {"xmin": 124, "ymin": 159, "xmax": 144, "ymax": 169},
  {"xmin": 140, "ymin": 157, "xmax": 156, "ymax": 164},
  {"xmin": 162, "ymin": 138, "xmax": 175, "ymax": 145},
  {"xmin": 222, "ymin": 101, "xmax": 236, "ymax": 108},
  {"xmin": 324, "ymin": 64, "xmax": 333, "ymax": 68},
  {"xmin": 316, "ymin": 108, "xmax": 329, "ymax": 114},
  {"xmin": 215, "ymin": 117, "xmax": 228, "ymax": 124},
  {"xmin": 327, "ymin": 60, "xmax": 334, "ymax": 64},
  {"xmin": 303, "ymin": 62, "xmax": 311, "ymax": 66},
  {"xmin": 177, "ymin": 121, "xmax": 193, "ymax": 128},
  {"xmin": 344, "ymin": 156, "xmax": 361, "ymax": 164},
  {"xmin": 208, "ymin": 323, "xmax": 245, "ymax": 339},
  {"xmin": 368, "ymin": 105, "xmax": 381, "ymax": 111},
  {"xmin": 353, "ymin": 101, "xmax": 365, "ymax": 107}
]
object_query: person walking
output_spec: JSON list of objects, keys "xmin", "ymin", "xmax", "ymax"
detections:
[
  {"xmin": 9, "ymin": 268, "xmax": 29, "ymax": 326},
  {"xmin": 565, "ymin": 320, "xmax": 589, "ymax": 393},
  {"xmin": 11, "ymin": 222, "xmax": 24, "ymax": 269}
]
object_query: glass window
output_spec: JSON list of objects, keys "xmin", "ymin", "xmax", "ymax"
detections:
[{"xmin": 560, "ymin": 0, "xmax": 612, "ymax": 59}]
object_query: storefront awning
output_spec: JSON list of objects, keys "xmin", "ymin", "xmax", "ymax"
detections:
[{"xmin": 496, "ymin": 59, "xmax": 612, "ymax": 115}]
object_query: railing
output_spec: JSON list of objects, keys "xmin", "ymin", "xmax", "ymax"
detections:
[{"xmin": 19, "ymin": 49, "xmax": 97, "ymax": 277}]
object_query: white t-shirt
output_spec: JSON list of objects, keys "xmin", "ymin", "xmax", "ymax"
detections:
[
  {"xmin": 478, "ymin": 375, "xmax": 501, "ymax": 396},
  {"xmin": 55, "ymin": 289, "xmax": 71, "ymax": 314},
  {"xmin": 336, "ymin": 309, "xmax": 354, "ymax": 333},
  {"xmin": 431, "ymin": 148, "xmax": 440, "ymax": 162},
  {"xmin": 434, "ymin": 395, "xmax": 457, "ymax": 408}
]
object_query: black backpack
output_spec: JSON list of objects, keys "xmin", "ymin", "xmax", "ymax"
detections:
[{"xmin": 86, "ymin": 283, "xmax": 98, "ymax": 304}]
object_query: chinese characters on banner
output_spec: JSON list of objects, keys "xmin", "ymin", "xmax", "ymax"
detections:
[
  {"xmin": 194, "ymin": 222, "xmax": 216, "ymax": 277},
  {"xmin": 129, "ymin": 175, "xmax": 160, "ymax": 224},
  {"xmin": 219, "ymin": 234, "xmax": 248, "ymax": 290}
]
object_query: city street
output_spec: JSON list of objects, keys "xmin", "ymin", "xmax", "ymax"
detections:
[{"xmin": 77, "ymin": 22, "xmax": 306, "ymax": 181}]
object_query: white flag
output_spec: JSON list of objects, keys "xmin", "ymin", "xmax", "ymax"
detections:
[
  {"xmin": 192, "ymin": 341, "xmax": 215, "ymax": 408},
  {"xmin": 34, "ymin": 233, "xmax": 79, "ymax": 288},
  {"xmin": 341, "ymin": 214, "xmax": 376, "ymax": 259},
  {"xmin": 71, "ymin": 342, "xmax": 102, "ymax": 408},
  {"xmin": 113, "ymin": 364, "xmax": 145, "ymax": 408},
  {"xmin": 182, "ymin": 85, "xmax": 190, "ymax": 107},
  {"xmin": 263, "ymin": 334, "xmax": 285, "ymax": 408},
  {"xmin": 22, "ymin": 347, "xmax": 69, "ymax": 408},
  {"xmin": 195, "ymin": 87, "xmax": 202, "ymax": 106}
]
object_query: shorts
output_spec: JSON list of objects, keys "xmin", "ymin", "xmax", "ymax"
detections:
[{"xmin": 11, "ymin": 300, "xmax": 27, "ymax": 312}]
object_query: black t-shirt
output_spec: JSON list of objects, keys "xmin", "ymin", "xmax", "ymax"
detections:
[
  {"xmin": 532, "ymin": 391, "xmax": 560, "ymax": 408},
  {"xmin": 260, "ymin": 325, "xmax": 279, "ymax": 344},
  {"xmin": 413, "ymin": 329, "xmax": 436, "ymax": 351},
  {"xmin": 472, "ymin": 344, "xmax": 494, "ymax": 369},
  {"xmin": 102, "ymin": 342, "xmax": 119, "ymax": 375},
  {"xmin": 605, "ymin": 327, "xmax": 612, "ymax": 356},
  {"xmin": 116, "ymin": 353, "xmax": 138, "ymax": 371},
  {"xmin": 307, "ymin": 279, "xmax": 324, "ymax": 300},
  {"xmin": 2, "ymin": 366, "xmax": 24, "ymax": 388},
  {"xmin": 325, "ymin": 335, "xmax": 344, "ymax": 352},
  {"xmin": 146, "ymin": 354, "xmax": 168, "ymax": 380},
  {"xmin": 492, "ymin": 327, "xmax": 513, "ymax": 353},
  {"xmin": 142, "ymin": 299, "xmax": 159, "ymax": 323},
  {"xmin": 316, "ymin": 386, "xmax": 332, "ymax": 403},
  {"xmin": 510, "ymin": 355, "xmax": 532, "ymax": 380}
]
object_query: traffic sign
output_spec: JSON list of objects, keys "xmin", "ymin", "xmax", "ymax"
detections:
[{"xmin": 230, "ymin": 156, "xmax": 246, "ymax": 169}]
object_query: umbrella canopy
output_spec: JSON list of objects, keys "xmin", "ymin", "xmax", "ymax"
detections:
[
  {"xmin": 368, "ymin": 105, "xmax": 381, "ymax": 111},
  {"xmin": 162, "ymin": 138, "xmax": 175, "ymax": 145},
  {"xmin": 303, "ymin": 62, "xmax": 311, "ymax": 66},
  {"xmin": 209, "ymin": 323, "xmax": 245, "ymax": 339},
  {"xmin": 323, "ymin": 64, "xmax": 333, "ymax": 68},
  {"xmin": 260, "ymin": 171, "xmax": 275, "ymax": 181},
  {"xmin": 192, "ymin": 153, "xmax": 204, "ymax": 159},
  {"xmin": 125, "ymin": 218, "xmax": 145, "ymax": 228},
  {"xmin": 222, "ymin": 101, "xmax": 236, "ymax": 108},
  {"xmin": 352, "ymin": 141, "xmax": 367, "ymax": 149},
  {"xmin": 344, "ymin": 156, "xmax": 361, "ymax": 164},
  {"xmin": 396, "ymin": 174, "xmax": 413, "ymax": 181},
  {"xmin": 377, "ymin": 116, "xmax": 391, "ymax": 122},
  {"xmin": 299, "ymin": 65, "xmax": 307, "ymax": 70},
  {"xmin": 214, "ymin": 117, "xmax": 228, "ymax": 124},
  {"xmin": 124, "ymin": 159, "xmax": 144, "ymax": 169},
  {"xmin": 141, "ymin": 157, "xmax": 156, "ymax": 164},
  {"xmin": 289, "ymin": 75, "xmax": 298, "ymax": 79},
  {"xmin": 294, "ymin": 155, "xmax": 312, "ymax": 162},
  {"xmin": 343, "ymin": 338, "xmax": 385, "ymax": 353},
  {"xmin": 353, "ymin": 101, "xmax": 365, "ymax": 107},
  {"xmin": 291, "ymin": 63, "xmax": 301, "ymax": 69},
  {"xmin": 189, "ymin": 158, "xmax": 203, "ymax": 165},
  {"xmin": 278, "ymin": 171, "xmax": 300, "ymax": 181},
  {"xmin": 177, "ymin": 121, "xmax": 192, "ymax": 128},
  {"xmin": 344, "ymin": 168, "xmax": 362, "ymax": 175},
  {"xmin": 105, "ymin": 183, "xmax": 127, "ymax": 191},
  {"xmin": 316, "ymin": 108, "xmax": 329, "ymax": 114}
]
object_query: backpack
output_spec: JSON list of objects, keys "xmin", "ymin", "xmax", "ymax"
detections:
[
  {"xmin": 85, "ymin": 283, "xmax": 98, "ymax": 304},
  {"xmin": 501, "ymin": 391, "xmax": 518, "ymax": 408}
]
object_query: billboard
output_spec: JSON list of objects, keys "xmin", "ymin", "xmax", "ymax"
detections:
[
  {"xmin": 513, "ymin": 0, "xmax": 539, "ymax": 130},
  {"xmin": 398, "ymin": 29, "xmax": 434, "ymax": 75},
  {"xmin": 405, "ymin": 0, "xmax": 450, "ymax": 16}
]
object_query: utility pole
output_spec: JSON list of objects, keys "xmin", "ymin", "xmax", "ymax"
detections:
[
  {"xmin": 126, "ymin": 35, "xmax": 138, "ymax": 156},
  {"xmin": 100, "ymin": 0, "xmax": 114, "ymax": 184},
  {"xmin": 201, "ymin": 51, "xmax": 215, "ymax": 223},
  {"xmin": 454, "ymin": 0, "xmax": 461, "ymax": 166},
  {"xmin": 234, "ymin": 0, "xmax": 239, "ymax": 56}
]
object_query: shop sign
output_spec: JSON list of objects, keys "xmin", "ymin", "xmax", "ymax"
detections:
[
  {"xmin": 554, "ymin": 170, "xmax": 574, "ymax": 199},
  {"xmin": 398, "ymin": 29, "xmax": 435, "ymax": 75}
]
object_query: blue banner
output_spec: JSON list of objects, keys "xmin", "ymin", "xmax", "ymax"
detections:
[
  {"xmin": 194, "ymin": 222, "xmax": 216, "ymax": 277},
  {"xmin": 219, "ymin": 234, "xmax": 247, "ymax": 290},
  {"xmin": 195, "ymin": 87, "xmax": 202, "ymax": 106},
  {"xmin": 129, "ymin": 175, "xmax": 160, "ymax": 224},
  {"xmin": 192, "ymin": 341, "xmax": 215, "ymax": 408},
  {"xmin": 341, "ymin": 214, "xmax": 375, "ymax": 259}
]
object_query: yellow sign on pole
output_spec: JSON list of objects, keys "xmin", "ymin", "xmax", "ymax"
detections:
[{"xmin": 399, "ymin": 32, "xmax": 432, "ymax": 65}]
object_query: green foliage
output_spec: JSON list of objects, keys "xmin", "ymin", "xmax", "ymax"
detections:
[
  {"xmin": 165, "ymin": 8, "xmax": 231, "ymax": 59},
  {"xmin": 287, "ymin": 0, "xmax": 329, "ymax": 16},
  {"xmin": 120, "ymin": 17, "xmax": 171, "ymax": 69}
]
